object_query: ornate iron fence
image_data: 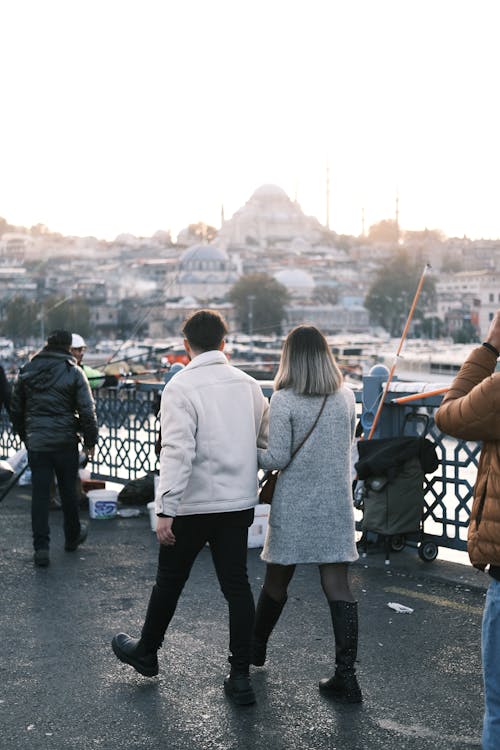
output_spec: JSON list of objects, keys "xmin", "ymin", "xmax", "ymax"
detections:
[
  {"xmin": 0, "ymin": 380, "xmax": 480, "ymax": 553},
  {"xmin": 91, "ymin": 385, "xmax": 161, "ymax": 481}
]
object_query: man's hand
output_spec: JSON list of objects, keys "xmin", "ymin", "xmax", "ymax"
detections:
[
  {"xmin": 156, "ymin": 516, "xmax": 176, "ymax": 546},
  {"xmin": 486, "ymin": 310, "xmax": 500, "ymax": 353}
]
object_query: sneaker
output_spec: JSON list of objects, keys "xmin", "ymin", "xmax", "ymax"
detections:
[
  {"xmin": 64, "ymin": 522, "xmax": 88, "ymax": 552},
  {"xmin": 223, "ymin": 672, "xmax": 256, "ymax": 706},
  {"xmin": 111, "ymin": 633, "xmax": 159, "ymax": 677},
  {"xmin": 34, "ymin": 549, "xmax": 50, "ymax": 567}
]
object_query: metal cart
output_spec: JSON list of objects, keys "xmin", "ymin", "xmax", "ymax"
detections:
[{"xmin": 354, "ymin": 434, "xmax": 439, "ymax": 563}]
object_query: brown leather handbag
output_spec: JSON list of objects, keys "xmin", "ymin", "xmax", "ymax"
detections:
[{"xmin": 258, "ymin": 395, "xmax": 328, "ymax": 504}]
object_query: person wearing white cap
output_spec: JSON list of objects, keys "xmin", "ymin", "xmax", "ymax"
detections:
[
  {"xmin": 71, "ymin": 334, "xmax": 106, "ymax": 389},
  {"xmin": 70, "ymin": 334, "xmax": 86, "ymax": 366}
]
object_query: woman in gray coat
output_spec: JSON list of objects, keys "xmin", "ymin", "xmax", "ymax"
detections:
[{"xmin": 253, "ymin": 325, "xmax": 361, "ymax": 703}]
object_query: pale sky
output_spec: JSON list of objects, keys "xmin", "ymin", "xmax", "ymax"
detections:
[{"xmin": 1, "ymin": 0, "xmax": 499, "ymax": 241}]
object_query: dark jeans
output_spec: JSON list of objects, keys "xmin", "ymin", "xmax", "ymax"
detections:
[
  {"xmin": 141, "ymin": 509, "xmax": 255, "ymax": 673},
  {"xmin": 28, "ymin": 446, "xmax": 81, "ymax": 551}
]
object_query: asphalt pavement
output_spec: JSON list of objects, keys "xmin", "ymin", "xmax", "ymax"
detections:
[{"xmin": 0, "ymin": 484, "xmax": 488, "ymax": 750}]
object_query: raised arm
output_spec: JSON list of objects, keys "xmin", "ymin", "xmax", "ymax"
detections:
[{"xmin": 435, "ymin": 311, "xmax": 500, "ymax": 442}]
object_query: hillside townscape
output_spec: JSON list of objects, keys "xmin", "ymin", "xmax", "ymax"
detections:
[{"xmin": 1, "ymin": 183, "xmax": 498, "ymax": 378}]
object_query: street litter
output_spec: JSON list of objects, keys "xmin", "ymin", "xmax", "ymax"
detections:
[
  {"xmin": 387, "ymin": 601, "xmax": 414, "ymax": 613},
  {"xmin": 116, "ymin": 507, "xmax": 141, "ymax": 518}
]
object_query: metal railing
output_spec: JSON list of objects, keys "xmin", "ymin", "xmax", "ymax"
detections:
[{"xmin": 0, "ymin": 375, "xmax": 479, "ymax": 553}]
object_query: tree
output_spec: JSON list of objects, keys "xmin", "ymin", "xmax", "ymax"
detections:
[
  {"xmin": 452, "ymin": 320, "xmax": 479, "ymax": 344},
  {"xmin": 403, "ymin": 228, "xmax": 445, "ymax": 244},
  {"xmin": 364, "ymin": 254, "xmax": 436, "ymax": 336},
  {"xmin": 441, "ymin": 252, "xmax": 463, "ymax": 273},
  {"xmin": 229, "ymin": 273, "xmax": 290, "ymax": 335},
  {"xmin": 187, "ymin": 222, "xmax": 218, "ymax": 242},
  {"xmin": 30, "ymin": 223, "xmax": 50, "ymax": 236},
  {"xmin": 44, "ymin": 296, "xmax": 91, "ymax": 338},
  {"xmin": 415, "ymin": 315, "xmax": 445, "ymax": 340},
  {"xmin": 315, "ymin": 285, "xmax": 338, "ymax": 305},
  {"xmin": 368, "ymin": 219, "xmax": 399, "ymax": 244},
  {"xmin": 1, "ymin": 296, "xmax": 39, "ymax": 342},
  {"xmin": 0, "ymin": 295, "xmax": 92, "ymax": 344}
]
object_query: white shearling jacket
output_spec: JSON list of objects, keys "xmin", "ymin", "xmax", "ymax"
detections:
[{"xmin": 155, "ymin": 350, "xmax": 269, "ymax": 517}]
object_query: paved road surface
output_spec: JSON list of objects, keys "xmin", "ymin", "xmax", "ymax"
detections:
[{"xmin": 0, "ymin": 485, "xmax": 488, "ymax": 750}]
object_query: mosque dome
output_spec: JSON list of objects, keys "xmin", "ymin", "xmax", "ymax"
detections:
[
  {"xmin": 180, "ymin": 243, "xmax": 228, "ymax": 264},
  {"xmin": 218, "ymin": 185, "xmax": 323, "ymax": 248},
  {"xmin": 250, "ymin": 184, "xmax": 289, "ymax": 201},
  {"xmin": 170, "ymin": 243, "xmax": 238, "ymax": 301}
]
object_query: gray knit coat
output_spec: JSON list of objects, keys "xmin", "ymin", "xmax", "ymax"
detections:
[{"xmin": 258, "ymin": 387, "xmax": 358, "ymax": 565}]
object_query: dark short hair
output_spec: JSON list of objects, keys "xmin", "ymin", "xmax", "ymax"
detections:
[
  {"xmin": 47, "ymin": 329, "xmax": 72, "ymax": 350},
  {"xmin": 181, "ymin": 309, "xmax": 228, "ymax": 352}
]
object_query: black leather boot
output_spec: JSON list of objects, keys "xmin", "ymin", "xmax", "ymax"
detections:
[
  {"xmin": 319, "ymin": 600, "xmax": 362, "ymax": 703},
  {"xmin": 250, "ymin": 588, "xmax": 287, "ymax": 666},
  {"xmin": 224, "ymin": 668, "xmax": 256, "ymax": 706},
  {"xmin": 111, "ymin": 633, "xmax": 159, "ymax": 677}
]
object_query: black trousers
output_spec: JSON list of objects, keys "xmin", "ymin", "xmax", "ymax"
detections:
[
  {"xmin": 28, "ymin": 446, "xmax": 81, "ymax": 551},
  {"xmin": 141, "ymin": 509, "xmax": 255, "ymax": 672}
]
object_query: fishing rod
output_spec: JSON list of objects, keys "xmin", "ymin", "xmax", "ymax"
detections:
[
  {"xmin": 391, "ymin": 386, "xmax": 448, "ymax": 404},
  {"xmin": 367, "ymin": 263, "xmax": 432, "ymax": 440}
]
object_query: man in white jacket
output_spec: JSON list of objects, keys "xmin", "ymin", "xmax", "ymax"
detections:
[{"xmin": 112, "ymin": 309, "xmax": 269, "ymax": 705}]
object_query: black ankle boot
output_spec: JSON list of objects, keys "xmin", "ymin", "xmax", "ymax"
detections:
[
  {"xmin": 111, "ymin": 633, "xmax": 159, "ymax": 677},
  {"xmin": 250, "ymin": 588, "xmax": 287, "ymax": 666},
  {"xmin": 319, "ymin": 601, "xmax": 362, "ymax": 703},
  {"xmin": 224, "ymin": 669, "xmax": 256, "ymax": 706}
]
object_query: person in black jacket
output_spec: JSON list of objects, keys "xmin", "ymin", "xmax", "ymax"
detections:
[
  {"xmin": 0, "ymin": 363, "xmax": 11, "ymax": 416},
  {"xmin": 10, "ymin": 330, "xmax": 99, "ymax": 567}
]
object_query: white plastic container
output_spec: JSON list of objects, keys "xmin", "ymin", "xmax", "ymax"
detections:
[
  {"xmin": 248, "ymin": 503, "xmax": 270, "ymax": 548},
  {"xmin": 88, "ymin": 489, "xmax": 118, "ymax": 519},
  {"xmin": 147, "ymin": 501, "xmax": 157, "ymax": 532}
]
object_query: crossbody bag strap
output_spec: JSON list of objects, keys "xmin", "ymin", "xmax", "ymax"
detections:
[{"xmin": 282, "ymin": 394, "xmax": 328, "ymax": 471}]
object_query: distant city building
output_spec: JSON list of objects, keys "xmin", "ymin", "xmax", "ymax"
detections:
[
  {"xmin": 89, "ymin": 304, "xmax": 120, "ymax": 335},
  {"xmin": 435, "ymin": 269, "xmax": 500, "ymax": 337},
  {"xmin": 217, "ymin": 184, "xmax": 323, "ymax": 249},
  {"xmin": 165, "ymin": 243, "xmax": 239, "ymax": 300},
  {"xmin": 274, "ymin": 268, "xmax": 315, "ymax": 299},
  {"xmin": 148, "ymin": 299, "xmax": 236, "ymax": 339},
  {"xmin": 0, "ymin": 233, "xmax": 33, "ymax": 265},
  {"xmin": 284, "ymin": 304, "xmax": 370, "ymax": 334}
]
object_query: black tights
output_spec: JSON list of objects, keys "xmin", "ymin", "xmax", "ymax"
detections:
[{"xmin": 263, "ymin": 562, "xmax": 355, "ymax": 604}]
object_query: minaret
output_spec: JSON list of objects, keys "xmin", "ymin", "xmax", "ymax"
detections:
[
  {"xmin": 326, "ymin": 161, "xmax": 331, "ymax": 230},
  {"xmin": 395, "ymin": 191, "xmax": 400, "ymax": 243},
  {"xmin": 361, "ymin": 207, "xmax": 365, "ymax": 237},
  {"xmin": 220, "ymin": 204, "xmax": 225, "ymax": 228}
]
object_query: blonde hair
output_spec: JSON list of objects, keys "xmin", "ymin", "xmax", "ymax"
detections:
[{"xmin": 274, "ymin": 325, "xmax": 343, "ymax": 395}]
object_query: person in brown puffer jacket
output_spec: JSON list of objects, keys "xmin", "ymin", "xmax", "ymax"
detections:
[{"xmin": 434, "ymin": 309, "xmax": 500, "ymax": 750}]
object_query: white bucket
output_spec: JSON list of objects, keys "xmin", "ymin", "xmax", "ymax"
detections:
[
  {"xmin": 88, "ymin": 489, "xmax": 118, "ymax": 519},
  {"xmin": 147, "ymin": 501, "xmax": 157, "ymax": 532},
  {"xmin": 248, "ymin": 503, "xmax": 270, "ymax": 548}
]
